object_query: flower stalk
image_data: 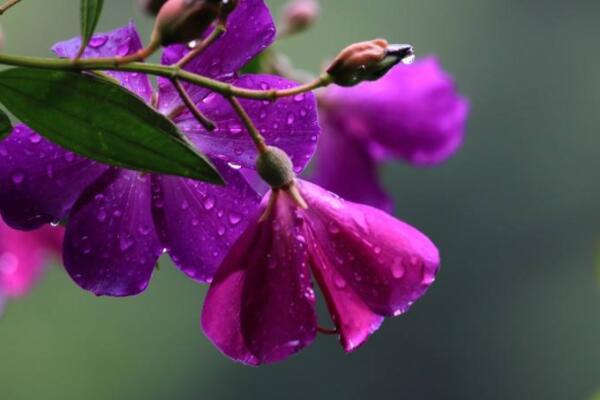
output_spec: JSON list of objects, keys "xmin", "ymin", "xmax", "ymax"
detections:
[
  {"xmin": 0, "ymin": 0, "xmax": 22, "ymax": 15},
  {"xmin": 0, "ymin": 52, "xmax": 333, "ymax": 100}
]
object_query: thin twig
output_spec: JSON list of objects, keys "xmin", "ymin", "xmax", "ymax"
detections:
[
  {"xmin": 171, "ymin": 78, "xmax": 216, "ymax": 131},
  {"xmin": 226, "ymin": 96, "xmax": 267, "ymax": 154},
  {"xmin": 0, "ymin": 0, "xmax": 22, "ymax": 15},
  {"xmin": 176, "ymin": 24, "xmax": 226, "ymax": 68}
]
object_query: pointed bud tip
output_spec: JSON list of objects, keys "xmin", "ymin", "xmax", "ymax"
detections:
[
  {"xmin": 281, "ymin": 0, "xmax": 320, "ymax": 35},
  {"xmin": 327, "ymin": 39, "xmax": 415, "ymax": 87}
]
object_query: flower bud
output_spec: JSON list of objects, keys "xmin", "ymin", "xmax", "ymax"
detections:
[
  {"xmin": 281, "ymin": 0, "xmax": 319, "ymax": 35},
  {"xmin": 151, "ymin": 0, "xmax": 222, "ymax": 46},
  {"xmin": 138, "ymin": 0, "xmax": 168, "ymax": 15},
  {"xmin": 256, "ymin": 146, "xmax": 296, "ymax": 189},
  {"xmin": 327, "ymin": 39, "xmax": 415, "ymax": 87}
]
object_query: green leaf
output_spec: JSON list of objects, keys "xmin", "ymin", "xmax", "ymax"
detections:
[
  {"xmin": 78, "ymin": 0, "xmax": 104, "ymax": 57},
  {"xmin": 0, "ymin": 68, "xmax": 223, "ymax": 184},
  {"xmin": 0, "ymin": 108, "xmax": 11, "ymax": 140}
]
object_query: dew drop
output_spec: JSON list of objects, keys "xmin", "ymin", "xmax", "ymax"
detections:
[
  {"xmin": 89, "ymin": 35, "xmax": 108, "ymax": 48},
  {"xmin": 11, "ymin": 171, "xmax": 24, "ymax": 185},
  {"xmin": 391, "ymin": 259, "xmax": 405, "ymax": 279},
  {"xmin": 29, "ymin": 134, "xmax": 42, "ymax": 144},
  {"xmin": 228, "ymin": 212, "xmax": 242, "ymax": 225},
  {"xmin": 334, "ymin": 274, "xmax": 347, "ymax": 289},
  {"xmin": 203, "ymin": 196, "xmax": 215, "ymax": 210}
]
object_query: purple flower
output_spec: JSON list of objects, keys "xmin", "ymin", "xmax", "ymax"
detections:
[
  {"xmin": 202, "ymin": 179, "xmax": 439, "ymax": 365},
  {"xmin": 0, "ymin": 0, "xmax": 319, "ymax": 296},
  {"xmin": 0, "ymin": 220, "xmax": 63, "ymax": 312},
  {"xmin": 314, "ymin": 57, "xmax": 469, "ymax": 212}
]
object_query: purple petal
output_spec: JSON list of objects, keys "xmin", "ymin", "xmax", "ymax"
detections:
[
  {"xmin": 0, "ymin": 125, "xmax": 108, "ymax": 230},
  {"xmin": 52, "ymin": 21, "xmax": 154, "ymax": 103},
  {"xmin": 312, "ymin": 124, "xmax": 393, "ymax": 213},
  {"xmin": 63, "ymin": 170, "xmax": 162, "ymax": 297},
  {"xmin": 0, "ymin": 221, "xmax": 62, "ymax": 297},
  {"xmin": 151, "ymin": 161, "xmax": 261, "ymax": 283},
  {"xmin": 202, "ymin": 192, "xmax": 317, "ymax": 365},
  {"xmin": 299, "ymin": 180, "xmax": 440, "ymax": 351},
  {"xmin": 177, "ymin": 75, "xmax": 319, "ymax": 173},
  {"xmin": 158, "ymin": 0, "xmax": 276, "ymax": 114},
  {"xmin": 324, "ymin": 57, "xmax": 469, "ymax": 166}
]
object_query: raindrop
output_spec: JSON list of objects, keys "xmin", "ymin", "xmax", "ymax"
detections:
[
  {"xmin": 217, "ymin": 226, "xmax": 226, "ymax": 236},
  {"xmin": 11, "ymin": 171, "xmax": 24, "ymax": 185},
  {"xmin": 29, "ymin": 134, "xmax": 42, "ymax": 144},
  {"xmin": 180, "ymin": 200, "xmax": 190, "ymax": 210},
  {"xmin": 391, "ymin": 259, "xmax": 405, "ymax": 279},
  {"xmin": 203, "ymin": 196, "xmax": 216, "ymax": 211},
  {"xmin": 97, "ymin": 210, "xmax": 107, "ymax": 222},
  {"xmin": 334, "ymin": 274, "xmax": 347, "ymax": 289},
  {"xmin": 228, "ymin": 212, "xmax": 242, "ymax": 225},
  {"xmin": 89, "ymin": 35, "xmax": 108, "ymax": 48}
]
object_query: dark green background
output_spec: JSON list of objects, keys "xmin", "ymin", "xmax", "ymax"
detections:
[{"xmin": 1, "ymin": 1, "xmax": 599, "ymax": 399}]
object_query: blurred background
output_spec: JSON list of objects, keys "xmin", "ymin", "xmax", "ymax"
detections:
[{"xmin": 1, "ymin": 0, "xmax": 599, "ymax": 399}]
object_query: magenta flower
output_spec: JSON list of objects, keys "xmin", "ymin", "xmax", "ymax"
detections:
[
  {"xmin": 202, "ymin": 179, "xmax": 439, "ymax": 365},
  {"xmin": 0, "ymin": 219, "xmax": 63, "ymax": 311},
  {"xmin": 314, "ymin": 57, "xmax": 469, "ymax": 212},
  {"xmin": 0, "ymin": 0, "xmax": 319, "ymax": 296}
]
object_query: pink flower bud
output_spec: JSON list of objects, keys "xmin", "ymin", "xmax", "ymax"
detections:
[
  {"xmin": 152, "ymin": 0, "xmax": 222, "ymax": 46},
  {"xmin": 327, "ymin": 39, "xmax": 414, "ymax": 86},
  {"xmin": 281, "ymin": 0, "xmax": 319, "ymax": 35}
]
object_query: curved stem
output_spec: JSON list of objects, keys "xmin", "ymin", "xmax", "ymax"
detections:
[
  {"xmin": 171, "ymin": 78, "xmax": 216, "ymax": 131},
  {"xmin": 0, "ymin": 52, "xmax": 333, "ymax": 100},
  {"xmin": 0, "ymin": 0, "xmax": 22, "ymax": 15},
  {"xmin": 226, "ymin": 96, "xmax": 267, "ymax": 154},
  {"xmin": 176, "ymin": 24, "xmax": 226, "ymax": 68}
]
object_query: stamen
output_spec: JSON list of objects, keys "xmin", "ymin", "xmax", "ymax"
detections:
[{"xmin": 259, "ymin": 190, "xmax": 279, "ymax": 222}]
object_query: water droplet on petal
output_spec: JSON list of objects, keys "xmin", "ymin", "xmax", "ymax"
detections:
[
  {"xmin": 334, "ymin": 274, "xmax": 347, "ymax": 289},
  {"xmin": 89, "ymin": 35, "xmax": 108, "ymax": 48},
  {"xmin": 228, "ymin": 212, "xmax": 242, "ymax": 225},
  {"xmin": 391, "ymin": 259, "xmax": 405, "ymax": 279},
  {"xmin": 203, "ymin": 196, "xmax": 215, "ymax": 211},
  {"xmin": 11, "ymin": 171, "xmax": 25, "ymax": 185}
]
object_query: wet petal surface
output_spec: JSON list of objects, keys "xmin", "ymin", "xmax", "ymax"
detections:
[
  {"xmin": 177, "ymin": 75, "xmax": 319, "ymax": 173},
  {"xmin": 202, "ymin": 192, "xmax": 317, "ymax": 365},
  {"xmin": 151, "ymin": 161, "xmax": 260, "ymax": 283},
  {"xmin": 0, "ymin": 125, "xmax": 108, "ymax": 230},
  {"xmin": 63, "ymin": 170, "xmax": 162, "ymax": 296},
  {"xmin": 52, "ymin": 22, "xmax": 154, "ymax": 103},
  {"xmin": 300, "ymin": 180, "xmax": 440, "ymax": 350},
  {"xmin": 158, "ymin": 0, "xmax": 276, "ymax": 114}
]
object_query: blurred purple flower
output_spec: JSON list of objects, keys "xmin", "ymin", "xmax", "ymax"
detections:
[
  {"xmin": 0, "ymin": 219, "xmax": 63, "ymax": 312},
  {"xmin": 202, "ymin": 179, "xmax": 439, "ymax": 365},
  {"xmin": 314, "ymin": 57, "xmax": 469, "ymax": 213},
  {"xmin": 0, "ymin": 0, "xmax": 320, "ymax": 296}
]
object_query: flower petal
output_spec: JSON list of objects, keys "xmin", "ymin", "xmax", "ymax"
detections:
[
  {"xmin": 0, "ymin": 221, "xmax": 62, "ymax": 297},
  {"xmin": 52, "ymin": 21, "xmax": 154, "ymax": 103},
  {"xmin": 177, "ymin": 75, "xmax": 319, "ymax": 173},
  {"xmin": 158, "ymin": 0, "xmax": 276, "ymax": 114},
  {"xmin": 324, "ymin": 57, "xmax": 469, "ymax": 166},
  {"xmin": 0, "ymin": 125, "xmax": 109, "ymax": 230},
  {"xmin": 312, "ymin": 124, "xmax": 392, "ymax": 213},
  {"xmin": 202, "ymin": 192, "xmax": 317, "ymax": 365},
  {"xmin": 151, "ymin": 161, "xmax": 260, "ymax": 283},
  {"xmin": 299, "ymin": 180, "xmax": 440, "ymax": 350},
  {"xmin": 63, "ymin": 170, "xmax": 162, "ymax": 297}
]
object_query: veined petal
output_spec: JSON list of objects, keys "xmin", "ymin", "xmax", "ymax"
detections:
[
  {"xmin": 151, "ymin": 160, "xmax": 261, "ymax": 283},
  {"xmin": 177, "ymin": 75, "xmax": 319, "ymax": 173},
  {"xmin": 312, "ymin": 124, "xmax": 392, "ymax": 213},
  {"xmin": 52, "ymin": 21, "xmax": 154, "ymax": 103},
  {"xmin": 202, "ymin": 192, "xmax": 317, "ymax": 365},
  {"xmin": 158, "ymin": 0, "xmax": 276, "ymax": 114},
  {"xmin": 299, "ymin": 180, "xmax": 440, "ymax": 350},
  {"xmin": 0, "ymin": 125, "xmax": 108, "ymax": 230},
  {"xmin": 63, "ymin": 170, "xmax": 162, "ymax": 297}
]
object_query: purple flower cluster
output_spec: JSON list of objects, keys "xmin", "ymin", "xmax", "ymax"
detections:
[
  {"xmin": 314, "ymin": 57, "xmax": 469, "ymax": 212},
  {"xmin": 0, "ymin": 0, "xmax": 468, "ymax": 364}
]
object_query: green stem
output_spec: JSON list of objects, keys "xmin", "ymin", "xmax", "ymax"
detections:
[
  {"xmin": 0, "ymin": 0, "xmax": 22, "ymax": 15},
  {"xmin": 0, "ymin": 53, "xmax": 333, "ymax": 100},
  {"xmin": 226, "ymin": 96, "xmax": 267, "ymax": 154}
]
